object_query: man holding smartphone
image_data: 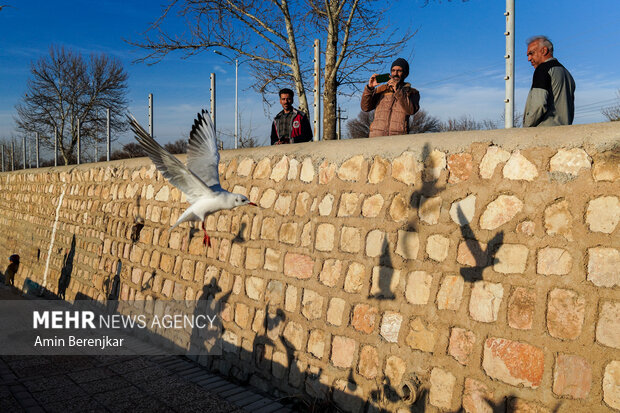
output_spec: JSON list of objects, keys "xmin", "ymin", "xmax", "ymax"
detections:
[{"xmin": 361, "ymin": 58, "xmax": 420, "ymax": 138}]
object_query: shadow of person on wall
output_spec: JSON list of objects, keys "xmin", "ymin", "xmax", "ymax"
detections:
[{"xmin": 58, "ymin": 235, "xmax": 76, "ymax": 299}]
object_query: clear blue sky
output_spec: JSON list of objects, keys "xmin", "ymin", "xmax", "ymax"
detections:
[{"xmin": 0, "ymin": 0, "xmax": 618, "ymax": 151}]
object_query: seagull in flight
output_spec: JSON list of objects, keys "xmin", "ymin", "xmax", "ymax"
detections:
[{"xmin": 128, "ymin": 110, "xmax": 256, "ymax": 247}]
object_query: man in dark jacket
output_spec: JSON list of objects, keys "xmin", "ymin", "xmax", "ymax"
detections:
[
  {"xmin": 271, "ymin": 88, "xmax": 313, "ymax": 145},
  {"xmin": 523, "ymin": 36, "xmax": 575, "ymax": 127},
  {"xmin": 361, "ymin": 58, "xmax": 420, "ymax": 138}
]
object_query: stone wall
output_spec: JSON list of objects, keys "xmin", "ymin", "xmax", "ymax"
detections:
[{"xmin": 0, "ymin": 122, "xmax": 619, "ymax": 412}]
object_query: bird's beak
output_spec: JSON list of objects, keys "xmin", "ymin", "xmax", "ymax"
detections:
[{"xmin": 248, "ymin": 202, "xmax": 257, "ymax": 206}]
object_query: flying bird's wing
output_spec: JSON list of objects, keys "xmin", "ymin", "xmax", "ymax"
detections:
[
  {"xmin": 128, "ymin": 115, "xmax": 214, "ymax": 203},
  {"xmin": 186, "ymin": 110, "xmax": 222, "ymax": 191}
]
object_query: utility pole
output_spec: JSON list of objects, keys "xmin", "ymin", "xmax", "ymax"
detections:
[
  {"xmin": 149, "ymin": 93, "xmax": 154, "ymax": 137},
  {"xmin": 11, "ymin": 141, "xmax": 15, "ymax": 171},
  {"xmin": 313, "ymin": 39, "xmax": 321, "ymax": 141},
  {"xmin": 504, "ymin": 0, "xmax": 515, "ymax": 128},
  {"xmin": 210, "ymin": 73, "xmax": 216, "ymax": 133},
  {"xmin": 77, "ymin": 119, "xmax": 81, "ymax": 165},
  {"xmin": 22, "ymin": 136, "xmax": 26, "ymax": 169},
  {"xmin": 54, "ymin": 128, "xmax": 58, "ymax": 167},
  {"xmin": 106, "ymin": 108, "xmax": 111, "ymax": 161},
  {"xmin": 336, "ymin": 107, "xmax": 348, "ymax": 140},
  {"xmin": 35, "ymin": 132, "xmax": 39, "ymax": 168},
  {"xmin": 1, "ymin": 144, "xmax": 4, "ymax": 172}
]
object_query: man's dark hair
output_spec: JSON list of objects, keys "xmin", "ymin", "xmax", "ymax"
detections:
[{"xmin": 279, "ymin": 88, "xmax": 294, "ymax": 98}]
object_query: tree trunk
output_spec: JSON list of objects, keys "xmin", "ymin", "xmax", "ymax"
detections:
[{"xmin": 322, "ymin": 0, "xmax": 339, "ymax": 140}]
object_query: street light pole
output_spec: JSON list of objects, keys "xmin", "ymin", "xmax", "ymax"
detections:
[{"xmin": 235, "ymin": 59, "xmax": 238, "ymax": 149}]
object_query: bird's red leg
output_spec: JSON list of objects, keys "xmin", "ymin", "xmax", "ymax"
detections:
[{"xmin": 202, "ymin": 221, "xmax": 211, "ymax": 247}]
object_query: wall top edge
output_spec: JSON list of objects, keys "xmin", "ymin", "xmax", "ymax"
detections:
[{"xmin": 2, "ymin": 121, "xmax": 619, "ymax": 176}]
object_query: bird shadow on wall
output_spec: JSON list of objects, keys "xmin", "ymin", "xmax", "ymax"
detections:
[{"xmin": 57, "ymin": 234, "xmax": 76, "ymax": 300}]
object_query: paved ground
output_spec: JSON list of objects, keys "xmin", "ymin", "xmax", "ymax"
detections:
[{"xmin": 0, "ymin": 286, "xmax": 290, "ymax": 413}]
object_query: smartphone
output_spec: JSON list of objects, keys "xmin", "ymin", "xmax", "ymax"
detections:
[{"xmin": 375, "ymin": 73, "xmax": 390, "ymax": 83}]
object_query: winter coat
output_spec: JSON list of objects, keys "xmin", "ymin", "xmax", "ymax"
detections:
[{"xmin": 361, "ymin": 82, "xmax": 420, "ymax": 137}]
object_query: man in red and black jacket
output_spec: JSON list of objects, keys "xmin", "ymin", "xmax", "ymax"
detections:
[{"xmin": 270, "ymin": 88, "xmax": 313, "ymax": 145}]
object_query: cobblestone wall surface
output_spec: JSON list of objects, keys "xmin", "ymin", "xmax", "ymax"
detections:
[{"xmin": 0, "ymin": 122, "xmax": 619, "ymax": 412}]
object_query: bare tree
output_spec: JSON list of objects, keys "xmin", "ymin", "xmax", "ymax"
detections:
[
  {"xmin": 164, "ymin": 139, "xmax": 188, "ymax": 154},
  {"xmin": 346, "ymin": 109, "xmax": 441, "ymax": 138},
  {"xmin": 602, "ymin": 89, "xmax": 620, "ymax": 121},
  {"xmin": 15, "ymin": 46, "xmax": 129, "ymax": 165},
  {"xmin": 129, "ymin": 0, "xmax": 412, "ymax": 141}
]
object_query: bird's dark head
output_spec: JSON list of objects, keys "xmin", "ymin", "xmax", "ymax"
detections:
[{"xmin": 233, "ymin": 195, "xmax": 257, "ymax": 208}]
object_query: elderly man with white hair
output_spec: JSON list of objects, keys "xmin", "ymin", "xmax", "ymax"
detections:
[{"xmin": 523, "ymin": 35, "xmax": 576, "ymax": 127}]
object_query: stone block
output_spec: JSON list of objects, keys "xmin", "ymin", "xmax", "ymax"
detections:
[
  {"xmin": 544, "ymin": 200, "xmax": 573, "ymax": 241},
  {"xmin": 253, "ymin": 158, "xmax": 272, "ymax": 179},
  {"xmin": 426, "ymin": 234, "xmax": 450, "ymax": 262},
  {"xmin": 362, "ymin": 194, "xmax": 384, "ymax": 217},
  {"xmin": 396, "ymin": 230, "xmax": 419, "ymax": 260},
  {"xmin": 352, "ymin": 304, "xmax": 378, "ymax": 334},
  {"xmin": 449, "ymin": 194, "xmax": 476, "ymax": 225},
  {"xmin": 547, "ymin": 288, "xmax": 585, "ymax": 340},
  {"xmin": 596, "ymin": 301, "xmax": 620, "ymax": 349},
  {"xmin": 319, "ymin": 259, "xmax": 341, "ymax": 287},
  {"xmin": 337, "ymin": 155, "xmax": 364, "ymax": 181},
  {"xmin": 344, "ymin": 262, "xmax": 365, "ymax": 293},
  {"xmin": 483, "ymin": 338, "xmax": 544, "ymax": 388},
  {"xmin": 406, "ymin": 317, "xmax": 436, "ymax": 352},
  {"xmin": 437, "ymin": 275, "xmax": 464, "ymax": 310},
  {"xmin": 448, "ymin": 328, "xmax": 476, "ymax": 365},
  {"xmin": 272, "ymin": 351, "xmax": 288, "ymax": 379},
  {"xmin": 385, "ymin": 355, "xmax": 406, "ymax": 385},
  {"xmin": 552, "ymin": 354, "xmax": 592, "ymax": 399},
  {"xmin": 603, "ymin": 361, "xmax": 620, "ymax": 410},
  {"xmin": 588, "ymin": 247, "xmax": 620, "ymax": 287},
  {"xmin": 370, "ymin": 266, "xmax": 400, "ymax": 299},
  {"xmin": 593, "ymin": 151, "xmax": 620, "ymax": 181},
  {"xmin": 507, "ymin": 398, "xmax": 550, "ymax": 413},
  {"xmin": 448, "ymin": 152, "xmax": 473, "ymax": 183},
  {"xmin": 503, "ymin": 151, "xmax": 538, "ymax": 181},
  {"xmin": 457, "ymin": 239, "xmax": 488, "ymax": 267},
  {"xmin": 308, "ymin": 329, "xmax": 327, "ymax": 359},
  {"xmin": 368, "ymin": 156, "xmax": 389, "ymax": 184},
  {"xmin": 283, "ymin": 321, "xmax": 305, "ymax": 350},
  {"xmin": 319, "ymin": 160, "xmax": 336, "ymax": 184},
  {"xmin": 423, "ymin": 149, "xmax": 446, "ymax": 182},
  {"xmin": 331, "ymin": 335, "xmax": 357, "ymax": 368},
  {"xmin": 284, "ymin": 253, "xmax": 314, "ymax": 279},
  {"xmin": 301, "ymin": 289, "xmax": 324, "ymax": 320},
  {"xmin": 295, "ymin": 192, "xmax": 311, "ymax": 216},
  {"xmin": 260, "ymin": 217, "xmax": 277, "ymax": 240},
  {"xmin": 586, "ymin": 196, "xmax": 619, "ymax": 233},
  {"xmin": 318, "ymin": 194, "xmax": 334, "ymax": 216},
  {"xmin": 463, "ymin": 378, "xmax": 494, "ymax": 413},
  {"xmin": 333, "ymin": 379, "xmax": 364, "ymax": 413},
  {"xmin": 429, "ymin": 368, "xmax": 455, "ymax": 409},
  {"xmin": 418, "ymin": 196, "xmax": 442, "ymax": 225},
  {"xmin": 508, "ymin": 287, "xmax": 535, "ymax": 330},
  {"xmin": 245, "ymin": 247, "xmax": 262, "ymax": 270},
  {"xmin": 494, "ymin": 244, "xmax": 528, "ymax": 274},
  {"xmin": 235, "ymin": 302, "xmax": 251, "ymax": 328},
  {"xmin": 264, "ymin": 248, "xmax": 280, "ymax": 271},
  {"xmin": 516, "ymin": 220, "xmax": 535, "ymax": 236},
  {"xmin": 259, "ymin": 188, "xmax": 277, "ymax": 209},
  {"xmin": 337, "ymin": 192, "xmax": 361, "ymax": 217},
  {"xmin": 285, "ymin": 285, "xmax": 298, "ymax": 312},
  {"xmin": 469, "ymin": 281, "xmax": 504, "ymax": 322},
  {"xmin": 274, "ymin": 193, "xmax": 292, "ymax": 216},
  {"xmin": 265, "ymin": 280, "xmax": 284, "ymax": 305},
  {"xmin": 300, "ymin": 157, "xmax": 315, "ymax": 183},
  {"xmin": 288, "ymin": 158, "xmax": 300, "ymax": 180},
  {"xmin": 327, "ymin": 297, "xmax": 346, "ymax": 326},
  {"xmin": 366, "ymin": 229, "xmax": 387, "ymax": 257},
  {"xmin": 549, "ymin": 148, "xmax": 591, "ymax": 175},
  {"xmin": 340, "ymin": 226, "xmax": 361, "ymax": 253},
  {"xmin": 279, "ymin": 222, "xmax": 297, "ymax": 245},
  {"xmin": 392, "ymin": 152, "xmax": 417, "ymax": 184},
  {"xmin": 406, "ymin": 271, "xmax": 432, "ymax": 305},
  {"xmin": 358, "ymin": 345, "xmax": 379, "ymax": 379},
  {"xmin": 270, "ymin": 156, "xmax": 289, "ymax": 182},
  {"xmin": 480, "ymin": 195, "xmax": 523, "ymax": 230},
  {"xmin": 479, "ymin": 146, "xmax": 510, "ymax": 179},
  {"xmin": 315, "ymin": 223, "xmax": 335, "ymax": 252},
  {"xmin": 389, "ymin": 193, "xmax": 408, "ymax": 222},
  {"xmin": 236, "ymin": 158, "xmax": 254, "ymax": 177},
  {"xmin": 380, "ymin": 311, "xmax": 403, "ymax": 343},
  {"xmin": 537, "ymin": 247, "xmax": 571, "ymax": 275}
]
